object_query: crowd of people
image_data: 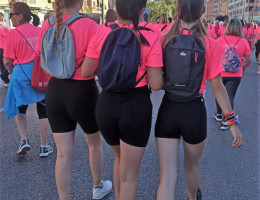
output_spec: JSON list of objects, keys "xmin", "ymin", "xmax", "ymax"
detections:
[{"xmin": 0, "ymin": 0, "xmax": 258, "ymax": 199}]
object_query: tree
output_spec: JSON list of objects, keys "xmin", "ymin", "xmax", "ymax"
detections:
[{"xmin": 147, "ymin": 0, "xmax": 176, "ymax": 23}]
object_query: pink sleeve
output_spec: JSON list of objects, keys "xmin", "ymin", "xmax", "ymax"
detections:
[
  {"xmin": 146, "ymin": 36, "xmax": 163, "ymax": 67},
  {"xmin": 3, "ymin": 30, "xmax": 15, "ymax": 60},
  {"xmin": 243, "ymin": 39, "xmax": 251, "ymax": 56},
  {"xmin": 206, "ymin": 38, "xmax": 224, "ymax": 80},
  {"xmin": 37, "ymin": 20, "xmax": 49, "ymax": 52},
  {"xmin": 86, "ymin": 26, "xmax": 110, "ymax": 59}
]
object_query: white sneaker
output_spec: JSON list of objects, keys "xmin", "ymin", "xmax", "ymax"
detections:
[
  {"xmin": 39, "ymin": 145, "xmax": 53, "ymax": 157},
  {"xmin": 92, "ymin": 180, "xmax": 112, "ymax": 199}
]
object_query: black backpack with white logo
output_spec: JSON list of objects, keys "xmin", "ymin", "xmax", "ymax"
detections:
[{"xmin": 163, "ymin": 29, "xmax": 206, "ymax": 102}]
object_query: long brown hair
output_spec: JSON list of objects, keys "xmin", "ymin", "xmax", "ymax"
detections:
[
  {"xmin": 55, "ymin": 0, "xmax": 76, "ymax": 44},
  {"xmin": 163, "ymin": 0, "xmax": 207, "ymax": 49}
]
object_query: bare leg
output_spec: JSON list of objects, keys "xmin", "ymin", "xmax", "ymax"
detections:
[
  {"xmin": 156, "ymin": 138, "xmax": 180, "ymax": 200},
  {"xmin": 53, "ymin": 131, "xmax": 75, "ymax": 200},
  {"xmin": 85, "ymin": 131, "xmax": 103, "ymax": 186},
  {"xmin": 119, "ymin": 140, "xmax": 145, "ymax": 200},
  {"xmin": 39, "ymin": 118, "xmax": 50, "ymax": 146},
  {"xmin": 110, "ymin": 145, "xmax": 120, "ymax": 200},
  {"xmin": 183, "ymin": 140, "xmax": 206, "ymax": 200},
  {"xmin": 15, "ymin": 114, "xmax": 27, "ymax": 141}
]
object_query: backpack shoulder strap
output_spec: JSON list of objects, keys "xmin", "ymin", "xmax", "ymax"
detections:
[
  {"xmin": 223, "ymin": 36, "xmax": 232, "ymax": 48},
  {"xmin": 65, "ymin": 14, "xmax": 84, "ymax": 26},
  {"xmin": 15, "ymin": 29, "xmax": 38, "ymax": 56},
  {"xmin": 48, "ymin": 15, "xmax": 55, "ymax": 26},
  {"xmin": 109, "ymin": 23, "xmax": 119, "ymax": 30},
  {"xmin": 161, "ymin": 24, "xmax": 168, "ymax": 32},
  {"xmin": 137, "ymin": 26, "xmax": 153, "ymax": 32},
  {"xmin": 234, "ymin": 37, "xmax": 242, "ymax": 46}
]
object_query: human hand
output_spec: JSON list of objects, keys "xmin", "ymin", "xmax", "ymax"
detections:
[{"xmin": 229, "ymin": 124, "xmax": 243, "ymax": 148}]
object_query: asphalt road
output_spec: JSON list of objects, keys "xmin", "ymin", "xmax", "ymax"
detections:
[{"xmin": 0, "ymin": 58, "xmax": 259, "ymax": 200}]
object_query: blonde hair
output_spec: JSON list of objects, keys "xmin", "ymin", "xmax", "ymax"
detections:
[
  {"xmin": 225, "ymin": 18, "xmax": 243, "ymax": 37},
  {"xmin": 159, "ymin": 13, "xmax": 168, "ymax": 24},
  {"xmin": 55, "ymin": 0, "xmax": 76, "ymax": 44}
]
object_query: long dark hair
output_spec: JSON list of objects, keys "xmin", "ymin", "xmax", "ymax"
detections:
[
  {"xmin": 163, "ymin": 0, "xmax": 207, "ymax": 48},
  {"xmin": 13, "ymin": 2, "xmax": 39, "ymax": 26},
  {"xmin": 116, "ymin": 0, "xmax": 149, "ymax": 46}
]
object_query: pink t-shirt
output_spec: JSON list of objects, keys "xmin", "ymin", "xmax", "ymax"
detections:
[
  {"xmin": 218, "ymin": 26, "xmax": 226, "ymax": 37},
  {"xmin": 139, "ymin": 21, "xmax": 159, "ymax": 36},
  {"xmin": 0, "ymin": 24, "xmax": 10, "ymax": 49},
  {"xmin": 153, "ymin": 23, "xmax": 169, "ymax": 35},
  {"xmin": 217, "ymin": 35, "xmax": 251, "ymax": 77},
  {"xmin": 86, "ymin": 23, "xmax": 163, "ymax": 87},
  {"xmin": 4, "ymin": 23, "xmax": 39, "ymax": 65},
  {"xmin": 163, "ymin": 21, "xmax": 175, "ymax": 33},
  {"xmin": 242, "ymin": 26, "xmax": 248, "ymax": 36},
  {"xmin": 207, "ymin": 25, "xmax": 217, "ymax": 39},
  {"xmin": 247, "ymin": 26, "xmax": 254, "ymax": 39},
  {"xmin": 257, "ymin": 27, "xmax": 260, "ymax": 39},
  {"xmin": 38, "ymin": 15, "xmax": 99, "ymax": 80}
]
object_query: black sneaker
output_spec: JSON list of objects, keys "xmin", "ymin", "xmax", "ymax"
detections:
[
  {"xmin": 17, "ymin": 139, "xmax": 31, "ymax": 155},
  {"xmin": 39, "ymin": 146, "xmax": 53, "ymax": 157},
  {"xmin": 197, "ymin": 188, "xmax": 202, "ymax": 200}
]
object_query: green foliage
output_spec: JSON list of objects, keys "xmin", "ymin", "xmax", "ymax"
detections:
[{"xmin": 147, "ymin": 0, "xmax": 176, "ymax": 23}]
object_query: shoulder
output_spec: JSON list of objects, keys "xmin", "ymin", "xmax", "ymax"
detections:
[{"xmin": 139, "ymin": 28, "xmax": 160, "ymax": 46}]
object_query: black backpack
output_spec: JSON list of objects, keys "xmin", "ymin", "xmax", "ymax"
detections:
[
  {"xmin": 98, "ymin": 24, "xmax": 151, "ymax": 92},
  {"xmin": 163, "ymin": 29, "xmax": 206, "ymax": 102}
]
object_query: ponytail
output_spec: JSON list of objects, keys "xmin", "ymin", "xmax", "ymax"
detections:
[
  {"xmin": 125, "ymin": 0, "xmax": 149, "ymax": 46},
  {"xmin": 31, "ymin": 13, "xmax": 40, "ymax": 27},
  {"xmin": 55, "ymin": 0, "xmax": 64, "ymax": 45}
]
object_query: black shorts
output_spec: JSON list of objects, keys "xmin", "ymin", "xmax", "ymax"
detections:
[
  {"xmin": 155, "ymin": 96, "xmax": 207, "ymax": 144},
  {"xmin": 45, "ymin": 78, "xmax": 99, "ymax": 134},
  {"xmin": 18, "ymin": 100, "xmax": 47, "ymax": 119},
  {"xmin": 96, "ymin": 86, "xmax": 152, "ymax": 147}
]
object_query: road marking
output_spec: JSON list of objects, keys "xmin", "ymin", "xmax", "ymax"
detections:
[{"xmin": 0, "ymin": 108, "xmax": 4, "ymax": 113}]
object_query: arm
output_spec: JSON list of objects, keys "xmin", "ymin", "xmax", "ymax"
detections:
[
  {"xmin": 147, "ymin": 67, "xmax": 164, "ymax": 91},
  {"xmin": 81, "ymin": 57, "xmax": 98, "ymax": 78},
  {"xmin": 210, "ymin": 74, "xmax": 243, "ymax": 148},
  {"xmin": 242, "ymin": 55, "xmax": 251, "ymax": 71},
  {"xmin": 3, "ymin": 57, "xmax": 14, "ymax": 74}
]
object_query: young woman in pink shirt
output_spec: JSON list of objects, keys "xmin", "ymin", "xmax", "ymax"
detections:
[
  {"xmin": 38, "ymin": 0, "xmax": 113, "ymax": 199},
  {"xmin": 3, "ymin": 2, "xmax": 52, "ymax": 157},
  {"xmin": 253, "ymin": 21, "xmax": 260, "ymax": 74},
  {"xmin": 82, "ymin": 0, "xmax": 164, "ymax": 199},
  {"xmin": 155, "ymin": 0, "xmax": 243, "ymax": 199},
  {"xmin": 215, "ymin": 18, "xmax": 251, "ymax": 129}
]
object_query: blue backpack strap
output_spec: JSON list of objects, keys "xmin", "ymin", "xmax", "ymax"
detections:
[
  {"xmin": 48, "ymin": 15, "xmax": 55, "ymax": 26},
  {"xmin": 109, "ymin": 23, "xmax": 119, "ymax": 30},
  {"xmin": 65, "ymin": 14, "xmax": 84, "ymax": 26}
]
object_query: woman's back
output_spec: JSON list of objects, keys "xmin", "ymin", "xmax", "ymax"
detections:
[{"xmin": 4, "ymin": 23, "xmax": 39, "ymax": 65}]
